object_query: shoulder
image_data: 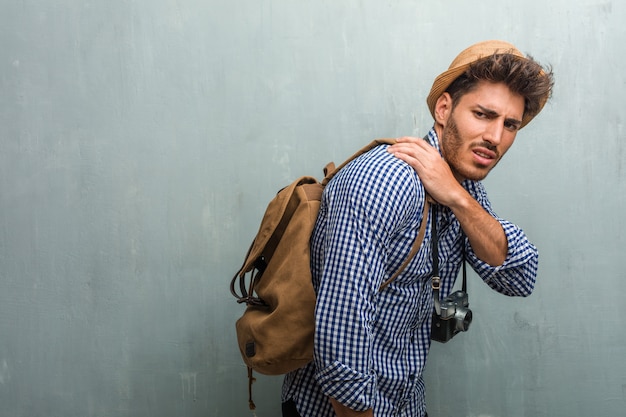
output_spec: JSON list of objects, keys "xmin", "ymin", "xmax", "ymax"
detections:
[
  {"xmin": 324, "ymin": 144, "xmax": 426, "ymax": 224},
  {"xmin": 330, "ymin": 144, "xmax": 420, "ymax": 196}
]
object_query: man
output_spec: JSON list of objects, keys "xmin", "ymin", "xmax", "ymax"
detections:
[{"xmin": 282, "ymin": 40, "xmax": 554, "ymax": 417}]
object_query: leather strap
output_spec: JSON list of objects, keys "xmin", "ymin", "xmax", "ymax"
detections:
[
  {"xmin": 431, "ymin": 204, "xmax": 467, "ymax": 314},
  {"xmin": 379, "ymin": 196, "xmax": 431, "ymax": 291},
  {"xmin": 247, "ymin": 367, "xmax": 256, "ymax": 410}
]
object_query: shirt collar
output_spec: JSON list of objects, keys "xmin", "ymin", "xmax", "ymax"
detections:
[{"xmin": 426, "ymin": 126, "xmax": 443, "ymax": 156}]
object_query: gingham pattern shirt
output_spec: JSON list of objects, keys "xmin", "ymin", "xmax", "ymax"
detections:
[{"xmin": 282, "ymin": 128, "xmax": 538, "ymax": 417}]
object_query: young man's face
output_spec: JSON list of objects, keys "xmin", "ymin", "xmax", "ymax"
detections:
[{"xmin": 438, "ymin": 81, "xmax": 525, "ymax": 182}]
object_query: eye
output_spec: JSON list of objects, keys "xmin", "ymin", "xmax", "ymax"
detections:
[
  {"xmin": 504, "ymin": 121, "xmax": 521, "ymax": 132},
  {"xmin": 474, "ymin": 110, "xmax": 486, "ymax": 119}
]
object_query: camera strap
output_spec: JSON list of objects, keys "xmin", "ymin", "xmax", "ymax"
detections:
[{"xmin": 430, "ymin": 203, "xmax": 467, "ymax": 315}]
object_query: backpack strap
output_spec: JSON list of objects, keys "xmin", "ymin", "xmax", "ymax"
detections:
[
  {"xmin": 319, "ymin": 138, "xmax": 432, "ymax": 291},
  {"xmin": 379, "ymin": 196, "xmax": 431, "ymax": 291},
  {"xmin": 322, "ymin": 138, "xmax": 397, "ymax": 186},
  {"xmin": 247, "ymin": 367, "xmax": 256, "ymax": 410}
]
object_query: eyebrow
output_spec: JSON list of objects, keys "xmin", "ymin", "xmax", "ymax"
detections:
[{"xmin": 477, "ymin": 105, "xmax": 522, "ymax": 128}]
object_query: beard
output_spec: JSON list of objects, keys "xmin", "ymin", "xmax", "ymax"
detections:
[{"xmin": 440, "ymin": 115, "xmax": 501, "ymax": 182}]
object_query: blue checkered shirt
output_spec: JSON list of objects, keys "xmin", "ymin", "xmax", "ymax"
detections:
[{"xmin": 282, "ymin": 128, "xmax": 538, "ymax": 416}]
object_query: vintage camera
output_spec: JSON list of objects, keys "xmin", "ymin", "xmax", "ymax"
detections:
[{"xmin": 431, "ymin": 290, "xmax": 472, "ymax": 343}]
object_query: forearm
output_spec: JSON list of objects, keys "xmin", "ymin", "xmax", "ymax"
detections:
[
  {"xmin": 448, "ymin": 190, "xmax": 507, "ymax": 266},
  {"xmin": 330, "ymin": 398, "xmax": 374, "ymax": 417}
]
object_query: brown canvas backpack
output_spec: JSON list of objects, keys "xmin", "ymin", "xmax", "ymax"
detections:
[{"xmin": 230, "ymin": 139, "xmax": 430, "ymax": 409}]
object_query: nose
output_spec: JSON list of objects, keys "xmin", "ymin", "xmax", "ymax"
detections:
[{"xmin": 483, "ymin": 120, "xmax": 504, "ymax": 146}]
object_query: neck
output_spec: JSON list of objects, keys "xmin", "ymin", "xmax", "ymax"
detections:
[{"xmin": 434, "ymin": 122, "xmax": 444, "ymax": 141}]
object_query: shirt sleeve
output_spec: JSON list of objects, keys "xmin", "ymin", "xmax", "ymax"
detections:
[
  {"xmin": 311, "ymin": 149, "xmax": 422, "ymax": 410},
  {"xmin": 462, "ymin": 180, "xmax": 538, "ymax": 297}
]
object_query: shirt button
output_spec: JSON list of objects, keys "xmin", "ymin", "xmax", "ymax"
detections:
[{"xmin": 409, "ymin": 374, "xmax": 415, "ymax": 381}]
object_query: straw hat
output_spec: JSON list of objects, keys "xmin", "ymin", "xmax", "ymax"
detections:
[{"xmin": 426, "ymin": 40, "xmax": 541, "ymax": 128}]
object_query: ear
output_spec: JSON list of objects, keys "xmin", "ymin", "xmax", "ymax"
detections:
[{"xmin": 434, "ymin": 92, "xmax": 453, "ymax": 127}]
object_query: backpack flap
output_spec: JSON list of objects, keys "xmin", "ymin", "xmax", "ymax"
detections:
[{"xmin": 231, "ymin": 176, "xmax": 321, "ymax": 304}]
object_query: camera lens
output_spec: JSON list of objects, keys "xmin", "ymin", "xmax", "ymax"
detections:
[{"xmin": 455, "ymin": 309, "xmax": 472, "ymax": 332}]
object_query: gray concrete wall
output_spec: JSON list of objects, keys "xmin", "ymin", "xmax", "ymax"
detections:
[{"xmin": 0, "ymin": 1, "xmax": 624, "ymax": 416}]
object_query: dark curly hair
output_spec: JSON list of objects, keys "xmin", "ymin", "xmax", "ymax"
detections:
[{"xmin": 446, "ymin": 53, "xmax": 554, "ymax": 123}]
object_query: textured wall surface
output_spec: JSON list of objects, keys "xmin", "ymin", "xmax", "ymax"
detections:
[{"xmin": 0, "ymin": 1, "xmax": 624, "ymax": 416}]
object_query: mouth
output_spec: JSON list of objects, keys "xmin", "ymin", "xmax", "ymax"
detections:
[{"xmin": 472, "ymin": 147, "xmax": 498, "ymax": 166}]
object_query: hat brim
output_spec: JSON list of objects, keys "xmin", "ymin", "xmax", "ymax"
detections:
[{"xmin": 426, "ymin": 63, "xmax": 475, "ymax": 122}]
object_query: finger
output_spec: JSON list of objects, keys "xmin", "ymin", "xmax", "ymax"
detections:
[
  {"xmin": 395, "ymin": 136, "xmax": 424, "ymax": 144},
  {"xmin": 389, "ymin": 140, "xmax": 423, "ymax": 153},
  {"xmin": 388, "ymin": 146, "xmax": 420, "ymax": 161},
  {"xmin": 389, "ymin": 150, "xmax": 427, "ymax": 171},
  {"xmin": 388, "ymin": 142, "xmax": 431, "ymax": 157}
]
